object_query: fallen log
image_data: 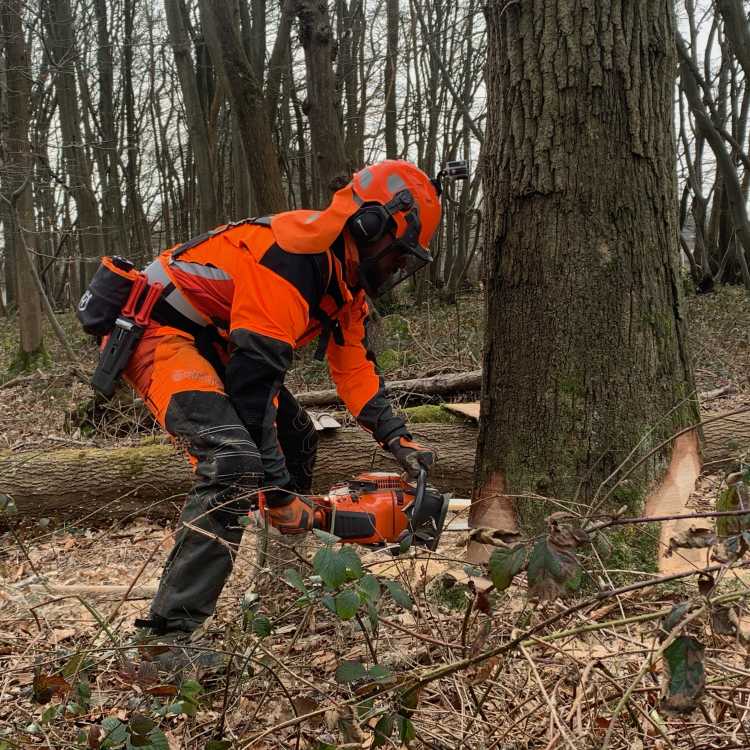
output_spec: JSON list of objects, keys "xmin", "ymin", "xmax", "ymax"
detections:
[
  {"xmin": 2, "ymin": 408, "xmax": 748, "ymax": 525},
  {"xmin": 296, "ymin": 369, "xmax": 482, "ymax": 407},
  {"xmin": 1, "ymin": 425, "xmax": 477, "ymax": 524},
  {"xmin": 296, "ymin": 372, "xmax": 735, "ymax": 408}
]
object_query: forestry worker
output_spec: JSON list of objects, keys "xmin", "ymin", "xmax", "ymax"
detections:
[{"xmin": 107, "ymin": 160, "xmax": 441, "ymax": 670}]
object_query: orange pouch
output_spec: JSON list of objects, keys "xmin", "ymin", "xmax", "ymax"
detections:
[{"xmin": 76, "ymin": 256, "xmax": 141, "ymax": 336}]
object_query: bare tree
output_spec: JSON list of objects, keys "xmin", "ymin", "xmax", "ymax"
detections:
[
  {"xmin": 1, "ymin": 0, "xmax": 44, "ymax": 367},
  {"xmin": 198, "ymin": 0, "xmax": 287, "ymax": 214},
  {"xmin": 43, "ymin": 0, "xmax": 104, "ymax": 284},
  {"xmin": 295, "ymin": 0, "xmax": 350, "ymax": 196},
  {"xmin": 165, "ymin": 0, "xmax": 218, "ymax": 230}
]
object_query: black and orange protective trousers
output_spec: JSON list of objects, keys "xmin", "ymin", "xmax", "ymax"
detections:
[{"xmin": 125, "ymin": 323, "xmax": 318, "ymax": 633}]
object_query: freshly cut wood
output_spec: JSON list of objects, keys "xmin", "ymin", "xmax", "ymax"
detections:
[
  {"xmin": 0, "ymin": 425, "xmax": 477, "ymax": 523},
  {"xmin": 296, "ymin": 370, "xmax": 482, "ymax": 407},
  {"xmin": 442, "ymin": 403, "xmax": 480, "ymax": 420},
  {"xmin": 643, "ymin": 431, "xmax": 703, "ymax": 574},
  {"xmin": 1, "ymin": 407, "xmax": 748, "ymax": 525}
]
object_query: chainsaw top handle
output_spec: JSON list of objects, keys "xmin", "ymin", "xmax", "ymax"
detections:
[{"xmin": 408, "ymin": 468, "xmax": 428, "ymax": 522}]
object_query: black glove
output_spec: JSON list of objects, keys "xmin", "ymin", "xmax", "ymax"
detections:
[{"xmin": 387, "ymin": 436, "xmax": 436, "ymax": 478}]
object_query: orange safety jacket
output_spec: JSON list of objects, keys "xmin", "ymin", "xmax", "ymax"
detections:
[{"xmin": 144, "ymin": 211, "xmax": 409, "ymax": 489}]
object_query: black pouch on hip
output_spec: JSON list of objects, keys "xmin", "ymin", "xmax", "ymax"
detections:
[{"xmin": 76, "ymin": 256, "xmax": 141, "ymax": 337}]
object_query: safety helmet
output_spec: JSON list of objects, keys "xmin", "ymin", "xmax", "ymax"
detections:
[{"xmin": 345, "ymin": 160, "xmax": 442, "ymax": 297}]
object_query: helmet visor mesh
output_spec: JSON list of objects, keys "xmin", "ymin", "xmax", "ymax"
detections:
[{"xmin": 359, "ymin": 242, "xmax": 432, "ymax": 297}]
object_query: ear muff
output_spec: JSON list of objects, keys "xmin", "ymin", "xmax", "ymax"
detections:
[{"xmin": 347, "ymin": 205, "xmax": 392, "ymax": 244}]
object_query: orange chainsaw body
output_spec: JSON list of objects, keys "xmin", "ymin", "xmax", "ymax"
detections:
[{"xmin": 314, "ymin": 472, "xmax": 412, "ymax": 545}]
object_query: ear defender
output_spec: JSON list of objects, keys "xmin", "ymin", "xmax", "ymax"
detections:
[{"xmin": 347, "ymin": 205, "xmax": 392, "ymax": 244}]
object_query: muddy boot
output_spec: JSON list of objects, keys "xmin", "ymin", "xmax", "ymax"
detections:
[{"xmin": 134, "ymin": 629, "xmax": 224, "ymax": 678}]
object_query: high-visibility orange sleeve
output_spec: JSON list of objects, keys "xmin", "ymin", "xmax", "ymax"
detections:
[{"xmin": 326, "ymin": 291, "xmax": 409, "ymax": 446}]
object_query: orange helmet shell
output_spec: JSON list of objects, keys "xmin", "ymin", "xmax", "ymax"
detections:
[{"xmin": 350, "ymin": 160, "xmax": 441, "ymax": 250}]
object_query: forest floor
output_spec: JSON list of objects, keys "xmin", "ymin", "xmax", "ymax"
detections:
[{"xmin": 0, "ymin": 286, "xmax": 750, "ymax": 748}]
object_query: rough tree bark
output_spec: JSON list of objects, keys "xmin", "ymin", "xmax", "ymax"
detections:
[
  {"xmin": 198, "ymin": 0, "xmax": 287, "ymax": 215},
  {"xmin": 1, "ymin": 426, "xmax": 477, "ymax": 523},
  {"xmin": 1, "ymin": 0, "xmax": 44, "ymax": 366},
  {"xmin": 94, "ymin": 0, "xmax": 126, "ymax": 256},
  {"xmin": 716, "ymin": 0, "xmax": 750, "ymax": 81},
  {"xmin": 294, "ymin": 0, "xmax": 350, "ymax": 196},
  {"xmin": 44, "ymin": 0, "xmax": 104, "ymax": 280},
  {"xmin": 165, "ymin": 0, "xmax": 219, "ymax": 232},
  {"xmin": 473, "ymin": 2, "xmax": 699, "ymax": 549},
  {"xmin": 384, "ymin": 0, "xmax": 399, "ymax": 159}
]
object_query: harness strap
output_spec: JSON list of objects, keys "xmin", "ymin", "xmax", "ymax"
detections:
[{"xmin": 310, "ymin": 307, "xmax": 344, "ymax": 361}]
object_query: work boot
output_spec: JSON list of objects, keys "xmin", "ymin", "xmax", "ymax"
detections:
[{"xmin": 133, "ymin": 629, "xmax": 224, "ymax": 677}]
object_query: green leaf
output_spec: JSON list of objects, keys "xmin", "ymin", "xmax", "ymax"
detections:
[
  {"xmin": 366, "ymin": 664, "xmax": 392, "ymax": 682},
  {"xmin": 179, "ymin": 680, "xmax": 203, "ymax": 701},
  {"xmin": 75, "ymin": 679, "xmax": 92, "ymax": 709},
  {"xmin": 339, "ymin": 546, "xmax": 364, "ymax": 579},
  {"xmin": 252, "ymin": 616, "xmax": 273, "ymax": 638},
  {"xmin": 101, "ymin": 717, "xmax": 128, "ymax": 747},
  {"xmin": 334, "ymin": 590, "xmax": 360, "ymax": 621},
  {"xmin": 662, "ymin": 636, "xmax": 705, "ymax": 714},
  {"xmin": 283, "ymin": 567, "xmax": 308, "ymax": 593},
  {"xmin": 61, "ymin": 652, "xmax": 88, "ymax": 679},
  {"xmin": 400, "ymin": 685, "xmax": 421, "ymax": 714},
  {"xmin": 127, "ymin": 727, "xmax": 169, "ymax": 750},
  {"xmin": 660, "ymin": 602, "xmax": 692, "ymax": 639},
  {"xmin": 488, "ymin": 544, "xmax": 526, "ymax": 591},
  {"xmin": 372, "ymin": 713, "xmax": 394, "ymax": 748},
  {"xmin": 358, "ymin": 575, "xmax": 381, "ymax": 604},
  {"xmin": 313, "ymin": 546, "xmax": 347, "ymax": 589},
  {"xmin": 395, "ymin": 714, "xmax": 416, "ymax": 743},
  {"xmin": 313, "ymin": 528, "xmax": 341, "ymax": 545},
  {"xmin": 128, "ymin": 715, "xmax": 155, "ymax": 736},
  {"xmin": 40, "ymin": 704, "xmax": 61, "ymax": 723},
  {"xmin": 367, "ymin": 602, "xmax": 379, "ymax": 633},
  {"xmin": 335, "ymin": 660, "xmax": 368, "ymax": 684},
  {"xmin": 205, "ymin": 742, "xmax": 232, "ymax": 750},
  {"xmin": 0, "ymin": 494, "xmax": 17, "ymax": 514},
  {"xmin": 321, "ymin": 594, "xmax": 336, "ymax": 614},
  {"xmin": 384, "ymin": 580, "xmax": 413, "ymax": 610},
  {"xmin": 526, "ymin": 538, "xmax": 580, "ymax": 602},
  {"xmin": 463, "ymin": 564, "xmax": 484, "ymax": 578}
]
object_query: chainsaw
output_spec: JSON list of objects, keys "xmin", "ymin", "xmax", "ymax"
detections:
[{"xmin": 260, "ymin": 469, "xmax": 450, "ymax": 550}]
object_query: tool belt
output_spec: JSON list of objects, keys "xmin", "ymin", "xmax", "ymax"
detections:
[{"xmin": 78, "ymin": 256, "xmax": 226, "ymax": 398}]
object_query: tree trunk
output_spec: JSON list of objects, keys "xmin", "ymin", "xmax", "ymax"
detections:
[
  {"xmin": 94, "ymin": 0, "xmax": 126, "ymax": 257},
  {"xmin": 294, "ymin": 0, "xmax": 350, "ymax": 196},
  {"xmin": 198, "ymin": 0, "xmax": 287, "ymax": 215},
  {"xmin": 1, "ymin": 0, "xmax": 44, "ymax": 365},
  {"xmin": 474, "ymin": 2, "xmax": 699, "ymax": 543},
  {"xmin": 123, "ymin": 0, "xmax": 151, "ymax": 266},
  {"xmin": 44, "ymin": 0, "xmax": 104, "ymax": 281},
  {"xmin": 677, "ymin": 32, "xmax": 750, "ymax": 291},
  {"xmin": 165, "ymin": 0, "xmax": 219, "ymax": 232},
  {"xmin": 716, "ymin": 0, "xmax": 750, "ymax": 82},
  {"xmin": 384, "ymin": 0, "xmax": 399, "ymax": 159}
]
